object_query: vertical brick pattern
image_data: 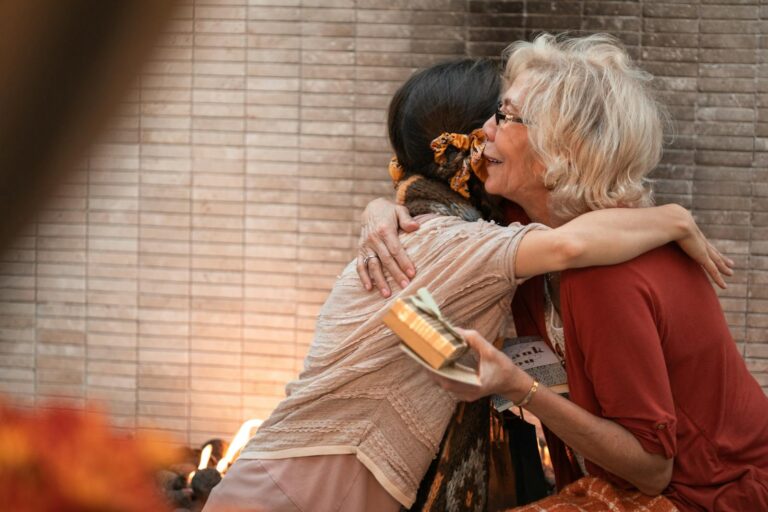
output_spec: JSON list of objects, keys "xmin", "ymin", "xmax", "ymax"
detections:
[
  {"xmin": 87, "ymin": 131, "xmax": 140, "ymax": 429},
  {"xmin": 0, "ymin": 0, "xmax": 765, "ymax": 443},
  {"xmin": 244, "ymin": 1, "xmax": 300, "ymax": 425},
  {"xmin": 297, "ymin": 1, "xmax": 356, "ymax": 388},
  {"xmin": 190, "ymin": 1, "xmax": 247, "ymax": 445},
  {"xmin": 0, "ymin": 224, "xmax": 36, "ymax": 403},
  {"xmin": 36, "ymin": 167, "xmax": 88, "ymax": 406},
  {"xmin": 138, "ymin": 2, "xmax": 193, "ymax": 445},
  {"xmin": 695, "ymin": 0, "xmax": 755, "ymax": 355},
  {"xmin": 749, "ymin": 2, "xmax": 768, "ymax": 386}
]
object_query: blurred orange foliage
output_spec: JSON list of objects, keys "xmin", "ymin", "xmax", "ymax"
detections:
[{"xmin": 0, "ymin": 400, "xmax": 176, "ymax": 512}]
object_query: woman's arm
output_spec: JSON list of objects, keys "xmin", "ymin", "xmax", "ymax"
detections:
[
  {"xmin": 515, "ymin": 204, "xmax": 733, "ymax": 287},
  {"xmin": 431, "ymin": 328, "xmax": 673, "ymax": 496},
  {"xmin": 524, "ymin": 383, "xmax": 673, "ymax": 495},
  {"xmin": 357, "ymin": 200, "xmax": 734, "ymax": 292}
]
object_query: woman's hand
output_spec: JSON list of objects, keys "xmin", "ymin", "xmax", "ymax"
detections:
[
  {"xmin": 674, "ymin": 207, "xmax": 734, "ymax": 289},
  {"xmin": 357, "ymin": 197, "xmax": 419, "ymax": 297},
  {"xmin": 427, "ymin": 328, "xmax": 532, "ymax": 403}
]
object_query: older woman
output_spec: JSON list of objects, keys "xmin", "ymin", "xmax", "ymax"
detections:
[{"xmin": 359, "ymin": 34, "xmax": 768, "ymax": 511}]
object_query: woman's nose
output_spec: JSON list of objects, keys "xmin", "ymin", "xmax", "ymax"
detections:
[{"xmin": 483, "ymin": 115, "xmax": 496, "ymax": 142}]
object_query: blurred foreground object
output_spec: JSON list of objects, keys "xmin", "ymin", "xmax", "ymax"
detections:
[
  {"xmin": 0, "ymin": 0, "xmax": 176, "ymax": 251},
  {"xmin": 0, "ymin": 400, "xmax": 176, "ymax": 512}
]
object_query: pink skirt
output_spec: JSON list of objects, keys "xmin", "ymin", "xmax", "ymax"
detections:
[{"xmin": 202, "ymin": 454, "xmax": 402, "ymax": 512}]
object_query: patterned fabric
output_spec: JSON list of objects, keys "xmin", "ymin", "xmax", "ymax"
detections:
[
  {"xmin": 512, "ymin": 476, "xmax": 678, "ymax": 512},
  {"xmin": 408, "ymin": 399, "xmax": 491, "ymax": 512}
]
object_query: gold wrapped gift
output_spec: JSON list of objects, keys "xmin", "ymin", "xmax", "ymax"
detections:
[{"xmin": 383, "ymin": 288, "xmax": 467, "ymax": 369}]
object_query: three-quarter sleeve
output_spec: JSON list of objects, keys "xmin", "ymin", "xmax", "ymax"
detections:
[{"xmin": 561, "ymin": 265, "xmax": 678, "ymax": 462}]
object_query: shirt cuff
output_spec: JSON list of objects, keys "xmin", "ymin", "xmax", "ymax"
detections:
[{"xmin": 617, "ymin": 417, "xmax": 677, "ymax": 459}]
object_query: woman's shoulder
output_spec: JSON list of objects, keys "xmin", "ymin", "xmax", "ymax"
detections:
[
  {"xmin": 408, "ymin": 215, "xmax": 528, "ymax": 239},
  {"xmin": 562, "ymin": 244, "xmax": 693, "ymax": 289},
  {"xmin": 399, "ymin": 217, "xmax": 534, "ymax": 263}
]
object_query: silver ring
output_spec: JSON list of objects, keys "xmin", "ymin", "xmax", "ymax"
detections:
[{"xmin": 362, "ymin": 254, "xmax": 379, "ymax": 266}]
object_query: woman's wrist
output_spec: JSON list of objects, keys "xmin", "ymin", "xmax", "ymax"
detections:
[
  {"xmin": 512, "ymin": 378, "xmax": 539, "ymax": 408},
  {"xmin": 501, "ymin": 372, "xmax": 537, "ymax": 406},
  {"xmin": 664, "ymin": 203, "xmax": 694, "ymax": 241}
]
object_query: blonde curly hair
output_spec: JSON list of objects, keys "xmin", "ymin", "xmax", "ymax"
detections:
[{"xmin": 503, "ymin": 33, "xmax": 666, "ymax": 219}]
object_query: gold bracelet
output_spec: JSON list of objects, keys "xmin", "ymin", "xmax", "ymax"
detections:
[{"xmin": 512, "ymin": 378, "xmax": 539, "ymax": 408}]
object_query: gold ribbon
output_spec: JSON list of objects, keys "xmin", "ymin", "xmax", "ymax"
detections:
[{"xmin": 409, "ymin": 288, "xmax": 463, "ymax": 343}]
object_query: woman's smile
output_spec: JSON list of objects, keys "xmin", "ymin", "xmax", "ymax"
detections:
[{"xmin": 483, "ymin": 153, "xmax": 503, "ymax": 166}]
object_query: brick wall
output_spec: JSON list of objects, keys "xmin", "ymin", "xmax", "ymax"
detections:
[{"xmin": 0, "ymin": 0, "xmax": 765, "ymax": 446}]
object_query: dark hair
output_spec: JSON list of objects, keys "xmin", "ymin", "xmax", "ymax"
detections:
[{"xmin": 387, "ymin": 58, "xmax": 502, "ymax": 219}]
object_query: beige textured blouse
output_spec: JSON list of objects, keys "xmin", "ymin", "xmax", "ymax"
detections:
[{"xmin": 240, "ymin": 216, "xmax": 542, "ymax": 507}]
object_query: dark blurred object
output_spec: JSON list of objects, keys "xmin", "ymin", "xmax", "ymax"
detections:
[
  {"xmin": 190, "ymin": 468, "xmax": 222, "ymax": 505},
  {"xmin": 0, "ymin": 0, "xmax": 177, "ymax": 251},
  {"xmin": 488, "ymin": 409, "xmax": 518, "ymax": 511},
  {"xmin": 504, "ymin": 411, "xmax": 552, "ymax": 504}
]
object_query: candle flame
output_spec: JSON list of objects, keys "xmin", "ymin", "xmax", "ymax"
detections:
[
  {"xmin": 216, "ymin": 418, "xmax": 262, "ymax": 474},
  {"xmin": 186, "ymin": 442, "xmax": 214, "ymax": 484},
  {"xmin": 198, "ymin": 443, "xmax": 213, "ymax": 470}
]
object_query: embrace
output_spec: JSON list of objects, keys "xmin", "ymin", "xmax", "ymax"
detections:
[{"xmin": 205, "ymin": 34, "xmax": 768, "ymax": 512}]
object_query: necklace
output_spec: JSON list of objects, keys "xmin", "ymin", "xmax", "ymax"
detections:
[{"xmin": 544, "ymin": 274, "xmax": 567, "ymax": 365}]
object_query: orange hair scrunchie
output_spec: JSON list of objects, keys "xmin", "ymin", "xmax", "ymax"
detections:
[
  {"xmin": 387, "ymin": 128, "xmax": 487, "ymax": 200},
  {"xmin": 388, "ymin": 156, "xmax": 405, "ymax": 184},
  {"xmin": 431, "ymin": 128, "xmax": 487, "ymax": 198}
]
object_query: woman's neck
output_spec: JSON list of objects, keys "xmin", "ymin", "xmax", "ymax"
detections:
[{"xmin": 517, "ymin": 192, "xmax": 570, "ymax": 228}]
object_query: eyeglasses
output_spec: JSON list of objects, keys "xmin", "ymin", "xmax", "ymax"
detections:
[{"xmin": 495, "ymin": 102, "xmax": 527, "ymax": 126}]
